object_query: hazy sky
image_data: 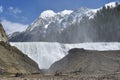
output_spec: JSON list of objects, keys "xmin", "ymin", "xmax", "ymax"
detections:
[{"xmin": 0, "ymin": 0, "xmax": 119, "ymax": 34}]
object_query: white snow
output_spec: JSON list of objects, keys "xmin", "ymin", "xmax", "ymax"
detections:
[
  {"xmin": 44, "ymin": 24, "xmax": 49, "ymax": 29},
  {"xmin": 26, "ymin": 8, "xmax": 97, "ymax": 32},
  {"xmin": 25, "ymin": 2, "xmax": 119, "ymax": 32},
  {"xmin": 87, "ymin": 9, "xmax": 98, "ymax": 19},
  {"xmin": 40, "ymin": 10, "xmax": 56, "ymax": 18},
  {"xmin": 10, "ymin": 42, "xmax": 120, "ymax": 69},
  {"xmin": 90, "ymin": 9, "xmax": 98, "ymax": 13},
  {"xmin": 28, "ymin": 23, "xmax": 38, "ymax": 31},
  {"xmin": 104, "ymin": 2, "xmax": 117, "ymax": 8},
  {"xmin": 58, "ymin": 10, "xmax": 73, "ymax": 16},
  {"xmin": 40, "ymin": 10, "xmax": 73, "ymax": 18}
]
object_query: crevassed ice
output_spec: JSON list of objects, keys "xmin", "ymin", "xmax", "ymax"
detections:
[
  {"xmin": 10, "ymin": 42, "xmax": 67, "ymax": 69},
  {"xmin": 10, "ymin": 42, "xmax": 120, "ymax": 69}
]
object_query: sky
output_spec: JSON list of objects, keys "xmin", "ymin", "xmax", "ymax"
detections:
[{"xmin": 0, "ymin": 0, "xmax": 120, "ymax": 34}]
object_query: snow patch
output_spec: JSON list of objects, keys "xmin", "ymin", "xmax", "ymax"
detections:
[{"xmin": 44, "ymin": 24, "xmax": 49, "ymax": 29}]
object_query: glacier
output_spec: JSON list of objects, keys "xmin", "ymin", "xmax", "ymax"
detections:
[
  {"xmin": 10, "ymin": 42, "xmax": 120, "ymax": 69},
  {"xmin": 10, "ymin": 42, "xmax": 67, "ymax": 69}
]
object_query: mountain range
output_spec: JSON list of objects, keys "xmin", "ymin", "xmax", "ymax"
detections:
[
  {"xmin": 9, "ymin": 2, "xmax": 107, "ymax": 42},
  {"xmin": 9, "ymin": 7, "xmax": 95, "ymax": 42},
  {"xmin": 9, "ymin": 2, "xmax": 120, "ymax": 43}
]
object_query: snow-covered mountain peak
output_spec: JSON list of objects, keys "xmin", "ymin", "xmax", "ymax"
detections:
[
  {"xmin": 40, "ymin": 10, "xmax": 56, "ymax": 18},
  {"xmin": 104, "ymin": 2, "xmax": 118, "ymax": 8},
  {"xmin": 12, "ymin": 7, "xmax": 98, "ymax": 38},
  {"xmin": 58, "ymin": 10, "xmax": 73, "ymax": 16}
]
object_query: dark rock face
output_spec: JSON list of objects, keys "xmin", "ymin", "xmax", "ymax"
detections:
[
  {"xmin": 0, "ymin": 41, "xmax": 41, "ymax": 74},
  {"xmin": 49, "ymin": 48, "xmax": 120, "ymax": 74}
]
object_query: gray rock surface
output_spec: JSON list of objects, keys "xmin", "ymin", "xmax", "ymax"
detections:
[{"xmin": 49, "ymin": 48, "xmax": 120, "ymax": 74}]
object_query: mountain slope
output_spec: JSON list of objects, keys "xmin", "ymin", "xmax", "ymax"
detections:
[
  {"xmin": 9, "ymin": 8, "xmax": 97, "ymax": 42},
  {"xmin": 0, "ymin": 23, "xmax": 40, "ymax": 74},
  {"xmin": 0, "ymin": 42, "xmax": 40, "ymax": 73},
  {"xmin": 0, "ymin": 23, "xmax": 8, "ymax": 42},
  {"xmin": 59, "ymin": 2, "xmax": 120, "ymax": 43},
  {"xmin": 49, "ymin": 48, "xmax": 120, "ymax": 74},
  {"xmin": 9, "ymin": 2, "xmax": 120, "ymax": 43}
]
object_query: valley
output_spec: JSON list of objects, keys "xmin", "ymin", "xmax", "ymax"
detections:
[{"xmin": 0, "ymin": 1, "xmax": 120, "ymax": 80}]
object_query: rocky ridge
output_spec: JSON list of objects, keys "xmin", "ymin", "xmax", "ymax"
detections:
[{"xmin": 0, "ymin": 23, "xmax": 40, "ymax": 74}]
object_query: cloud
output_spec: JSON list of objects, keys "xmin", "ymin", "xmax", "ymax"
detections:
[
  {"xmin": 6, "ymin": 6, "xmax": 28, "ymax": 22},
  {"xmin": 8, "ymin": 6, "xmax": 22, "ymax": 14},
  {"xmin": 0, "ymin": 6, "xmax": 3, "ymax": 13},
  {"xmin": 1, "ymin": 19, "xmax": 28, "ymax": 34}
]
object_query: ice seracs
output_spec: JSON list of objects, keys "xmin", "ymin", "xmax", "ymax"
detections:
[{"xmin": 11, "ymin": 42, "xmax": 67, "ymax": 69}]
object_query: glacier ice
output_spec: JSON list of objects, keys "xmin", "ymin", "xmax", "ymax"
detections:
[
  {"xmin": 10, "ymin": 42, "xmax": 67, "ymax": 69},
  {"xmin": 10, "ymin": 42, "xmax": 120, "ymax": 69}
]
